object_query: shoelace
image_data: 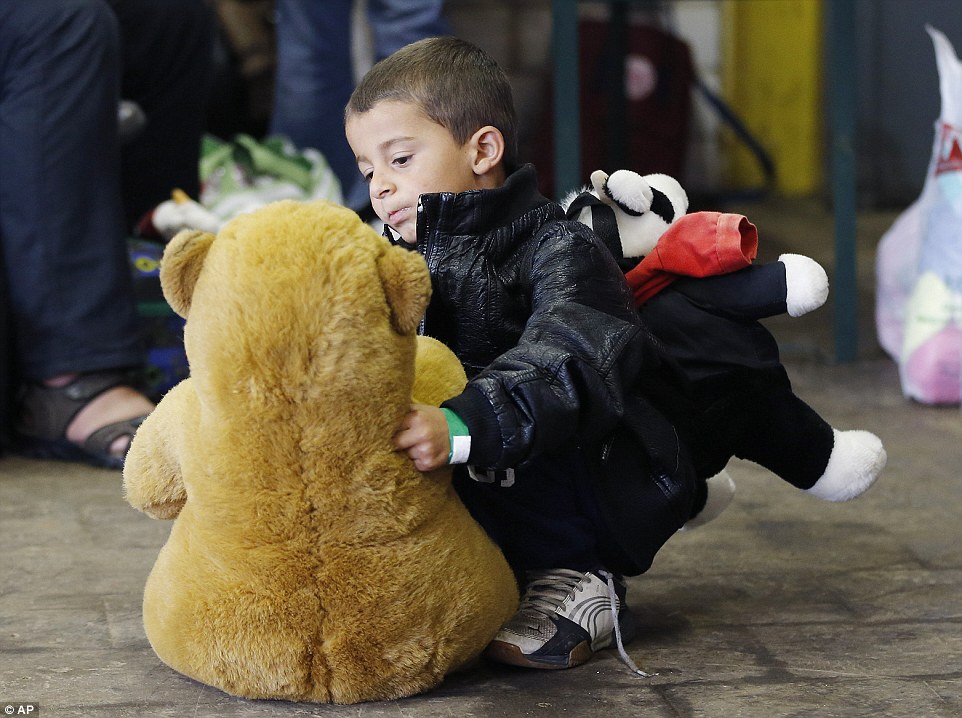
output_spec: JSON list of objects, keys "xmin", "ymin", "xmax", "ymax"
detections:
[
  {"xmin": 518, "ymin": 569, "xmax": 587, "ymax": 622},
  {"xmin": 521, "ymin": 569, "xmax": 650, "ymax": 677},
  {"xmin": 598, "ymin": 570, "xmax": 649, "ymax": 677}
]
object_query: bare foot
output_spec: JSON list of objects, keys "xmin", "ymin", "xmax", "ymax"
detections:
[{"xmin": 45, "ymin": 375, "xmax": 155, "ymax": 458}]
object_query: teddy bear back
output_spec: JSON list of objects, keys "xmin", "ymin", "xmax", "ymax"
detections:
[
  {"xmin": 158, "ymin": 200, "xmax": 444, "ymax": 537},
  {"xmin": 137, "ymin": 200, "xmax": 519, "ymax": 703},
  {"xmin": 183, "ymin": 201, "xmax": 417, "ymax": 410},
  {"xmin": 161, "ymin": 200, "xmax": 438, "ymax": 471}
]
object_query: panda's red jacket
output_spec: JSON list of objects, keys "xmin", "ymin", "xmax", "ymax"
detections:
[{"xmin": 625, "ymin": 212, "xmax": 759, "ymax": 305}]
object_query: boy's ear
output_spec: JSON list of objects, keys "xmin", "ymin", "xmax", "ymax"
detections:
[{"xmin": 470, "ymin": 125, "xmax": 505, "ymax": 177}]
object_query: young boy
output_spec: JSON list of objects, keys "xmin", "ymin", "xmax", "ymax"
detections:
[{"xmin": 345, "ymin": 36, "xmax": 699, "ymax": 670}]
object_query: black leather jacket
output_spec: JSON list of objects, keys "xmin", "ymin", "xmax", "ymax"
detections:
[{"xmin": 396, "ymin": 165, "xmax": 696, "ymax": 574}]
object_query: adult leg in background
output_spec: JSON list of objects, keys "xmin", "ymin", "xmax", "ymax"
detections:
[
  {"xmin": 367, "ymin": 0, "xmax": 449, "ymax": 59},
  {"xmin": 0, "ymin": 0, "xmax": 213, "ymax": 467},
  {"xmin": 271, "ymin": 0, "xmax": 448, "ymax": 212},
  {"xmin": 270, "ymin": 0, "xmax": 356, "ymax": 204},
  {"xmin": 0, "ymin": 0, "xmax": 138, "ymax": 383},
  {"xmin": 108, "ymin": 0, "xmax": 215, "ymax": 228}
]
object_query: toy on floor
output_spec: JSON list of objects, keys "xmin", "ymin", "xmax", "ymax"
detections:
[
  {"xmin": 138, "ymin": 134, "xmax": 345, "ymax": 242},
  {"xmin": 565, "ymin": 170, "xmax": 886, "ymax": 505},
  {"xmin": 143, "ymin": 187, "xmax": 222, "ymax": 240},
  {"xmin": 123, "ymin": 199, "xmax": 518, "ymax": 704}
]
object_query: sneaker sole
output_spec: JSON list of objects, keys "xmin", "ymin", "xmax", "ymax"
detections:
[
  {"xmin": 484, "ymin": 638, "xmax": 594, "ymax": 670},
  {"xmin": 484, "ymin": 608, "xmax": 639, "ymax": 671}
]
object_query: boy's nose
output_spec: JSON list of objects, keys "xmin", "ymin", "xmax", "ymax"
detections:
[{"xmin": 371, "ymin": 174, "xmax": 394, "ymax": 199}]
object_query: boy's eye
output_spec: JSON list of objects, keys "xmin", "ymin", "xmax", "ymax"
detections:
[
  {"xmin": 361, "ymin": 171, "xmax": 373, "ymax": 183},
  {"xmin": 392, "ymin": 155, "xmax": 411, "ymax": 167}
]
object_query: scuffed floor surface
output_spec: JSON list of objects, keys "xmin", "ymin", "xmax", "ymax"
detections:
[{"xmin": 2, "ymin": 199, "xmax": 961, "ymax": 717}]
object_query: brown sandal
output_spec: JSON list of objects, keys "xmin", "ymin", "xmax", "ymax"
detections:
[{"xmin": 14, "ymin": 371, "xmax": 149, "ymax": 470}]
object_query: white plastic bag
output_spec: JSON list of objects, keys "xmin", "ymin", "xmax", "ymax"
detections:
[{"xmin": 876, "ymin": 26, "xmax": 962, "ymax": 404}]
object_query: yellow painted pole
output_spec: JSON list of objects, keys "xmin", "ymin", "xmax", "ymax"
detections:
[{"xmin": 722, "ymin": 0, "xmax": 824, "ymax": 196}]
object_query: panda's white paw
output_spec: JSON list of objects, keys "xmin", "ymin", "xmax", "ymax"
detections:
[
  {"xmin": 780, "ymin": 253, "xmax": 829, "ymax": 317},
  {"xmin": 680, "ymin": 469, "xmax": 736, "ymax": 531},
  {"xmin": 805, "ymin": 429, "xmax": 886, "ymax": 502}
]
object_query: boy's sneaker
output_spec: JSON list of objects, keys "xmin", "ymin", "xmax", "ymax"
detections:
[{"xmin": 484, "ymin": 568, "xmax": 638, "ymax": 670}]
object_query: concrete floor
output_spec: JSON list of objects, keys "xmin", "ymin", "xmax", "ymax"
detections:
[{"xmin": 2, "ymin": 199, "xmax": 961, "ymax": 717}]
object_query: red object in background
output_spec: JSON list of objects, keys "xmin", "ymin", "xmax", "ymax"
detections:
[{"xmin": 533, "ymin": 19, "xmax": 694, "ymax": 198}]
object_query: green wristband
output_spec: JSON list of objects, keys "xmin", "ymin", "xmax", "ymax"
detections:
[{"xmin": 440, "ymin": 408, "xmax": 471, "ymax": 464}]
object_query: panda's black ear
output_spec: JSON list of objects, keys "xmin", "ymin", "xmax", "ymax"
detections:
[{"xmin": 649, "ymin": 188, "xmax": 676, "ymax": 224}]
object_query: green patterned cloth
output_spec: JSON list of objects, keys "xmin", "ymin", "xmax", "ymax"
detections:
[{"xmin": 199, "ymin": 134, "xmax": 343, "ymax": 221}]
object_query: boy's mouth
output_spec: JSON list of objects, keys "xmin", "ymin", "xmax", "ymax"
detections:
[{"xmin": 387, "ymin": 207, "xmax": 409, "ymax": 224}]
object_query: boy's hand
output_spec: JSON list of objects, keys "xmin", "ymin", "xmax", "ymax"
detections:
[{"xmin": 394, "ymin": 404, "xmax": 450, "ymax": 472}]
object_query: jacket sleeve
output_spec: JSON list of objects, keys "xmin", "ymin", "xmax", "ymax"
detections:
[{"xmin": 442, "ymin": 221, "xmax": 675, "ymax": 470}]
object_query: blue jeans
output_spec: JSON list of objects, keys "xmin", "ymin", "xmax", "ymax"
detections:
[
  {"xmin": 270, "ymin": 0, "xmax": 449, "ymax": 210},
  {"xmin": 0, "ymin": 0, "xmax": 213, "ymax": 381}
]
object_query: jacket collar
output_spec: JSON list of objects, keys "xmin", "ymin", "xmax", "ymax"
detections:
[{"xmin": 413, "ymin": 164, "xmax": 550, "ymax": 245}]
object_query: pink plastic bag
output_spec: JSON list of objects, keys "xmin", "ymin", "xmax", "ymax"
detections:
[{"xmin": 876, "ymin": 26, "xmax": 962, "ymax": 404}]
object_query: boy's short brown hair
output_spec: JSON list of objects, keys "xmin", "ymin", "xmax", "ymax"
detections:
[{"xmin": 346, "ymin": 36, "xmax": 519, "ymax": 171}]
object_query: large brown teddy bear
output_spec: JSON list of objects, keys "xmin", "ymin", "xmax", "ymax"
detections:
[{"xmin": 122, "ymin": 200, "xmax": 518, "ymax": 704}]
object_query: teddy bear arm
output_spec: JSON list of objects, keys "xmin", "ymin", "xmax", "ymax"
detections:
[
  {"xmin": 122, "ymin": 382, "xmax": 192, "ymax": 520},
  {"xmin": 412, "ymin": 335, "xmax": 468, "ymax": 406}
]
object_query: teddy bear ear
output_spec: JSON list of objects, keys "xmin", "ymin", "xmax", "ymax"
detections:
[
  {"xmin": 377, "ymin": 245, "xmax": 431, "ymax": 335},
  {"xmin": 160, "ymin": 229, "xmax": 216, "ymax": 318}
]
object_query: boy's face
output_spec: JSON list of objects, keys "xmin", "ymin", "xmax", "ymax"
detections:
[{"xmin": 346, "ymin": 100, "xmax": 498, "ymax": 245}]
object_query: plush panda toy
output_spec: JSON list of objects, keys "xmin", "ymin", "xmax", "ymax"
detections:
[{"xmin": 565, "ymin": 170, "xmax": 886, "ymax": 505}]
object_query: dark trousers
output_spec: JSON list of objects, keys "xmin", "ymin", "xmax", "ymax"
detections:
[
  {"xmin": 453, "ymin": 446, "xmax": 634, "ymax": 575},
  {"xmin": 0, "ymin": 0, "xmax": 213, "ymax": 383}
]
